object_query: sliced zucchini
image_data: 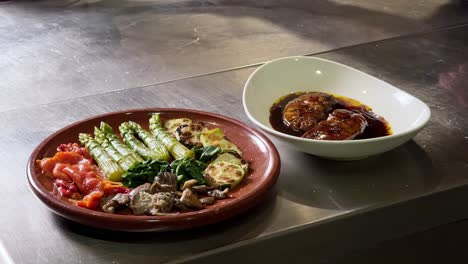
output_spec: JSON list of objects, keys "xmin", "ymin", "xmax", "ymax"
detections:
[
  {"xmin": 214, "ymin": 152, "xmax": 248, "ymax": 173},
  {"xmin": 200, "ymin": 128, "xmax": 242, "ymax": 156},
  {"xmin": 200, "ymin": 128, "xmax": 224, "ymax": 146},
  {"xmin": 204, "ymin": 161, "xmax": 245, "ymax": 189},
  {"xmin": 176, "ymin": 122, "xmax": 207, "ymax": 147},
  {"xmin": 164, "ymin": 118, "xmax": 192, "ymax": 138},
  {"xmin": 219, "ymin": 139, "xmax": 242, "ymax": 156}
]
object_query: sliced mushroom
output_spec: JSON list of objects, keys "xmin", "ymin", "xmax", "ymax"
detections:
[
  {"xmin": 130, "ymin": 191, "xmax": 154, "ymax": 215},
  {"xmin": 128, "ymin": 183, "xmax": 151, "ymax": 199},
  {"xmin": 100, "ymin": 193, "xmax": 130, "ymax": 214},
  {"xmin": 181, "ymin": 179, "xmax": 198, "ymax": 191},
  {"xmin": 173, "ymin": 199, "xmax": 193, "ymax": 212},
  {"xmin": 154, "ymin": 172, "xmax": 177, "ymax": 191},
  {"xmin": 180, "ymin": 189, "xmax": 204, "ymax": 209},
  {"xmin": 150, "ymin": 182, "xmax": 175, "ymax": 193},
  {"xmin": 148, "ymin": 192, "xmax": 174, "ymax": 215},
  {"xmin": 192, "ymin": 185, "xmax": 214, "ymax": 194},
  {"xmin": 208, "ymin": 188, "xmax": 230, "ymax": 199},
  {"xmin": 200, "ymin": 197, "xmax": 215, "ymax": 205},
  {"xmin": 130, "ymin": 191, "xmax": 176, "ymax": 215}
]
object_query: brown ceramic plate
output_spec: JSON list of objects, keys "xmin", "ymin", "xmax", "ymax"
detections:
[{"xmin": 27, "ymin": 108, "xmax": 280, "ymax": 232}]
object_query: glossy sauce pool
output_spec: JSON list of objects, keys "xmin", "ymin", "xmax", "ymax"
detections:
[{"xmin": 269, "ymin": 92, "xmax": 392, "ymax": 139}]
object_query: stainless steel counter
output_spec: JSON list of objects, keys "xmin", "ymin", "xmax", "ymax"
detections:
[{"xmin": 1, "ymin": 1, "xmax": 468, "ymax": 263}]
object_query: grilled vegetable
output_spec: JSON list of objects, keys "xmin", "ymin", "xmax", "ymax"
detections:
[
  {"xmin": 98, "ymin": 122, "xmax": 144, "ymax": 164},
  {"xmin": 203, "ymin": 152, "xmax": 247, "ymax": 189},
  {"xmin": 78, "ymin": 133, "xmax": 125, "ymax": 181},
  {"xmin": 119, "ymin": 122, "xmax": 168, "ymax": 161},
  {"xmin": 149, "ymin": 113, "xmax": 195, "ymax": 159},
  {"xmin": 127, "ymin": 121, "xmax": 170, "ymax": 162},
  {"xmin": 212, "ymin": 152, "xmax": 248, "ymax": 173},
  {"xmin": 204, "ymin": 161, "xmax": 245, "ymax": 189},
  {"xmin": 94, "ymin": 127, "xmax": 140, "ymax": 170},
  {"xmin": 199, "ymin": 128, "xmax": 242, "ymax": 156},
  {"xmin": 163, "ymin": 118, "xmax": 192, "ymax": 138},
  {"xmin": 192, "ymin": 146, "xmax": 222, "ymax": 163}
]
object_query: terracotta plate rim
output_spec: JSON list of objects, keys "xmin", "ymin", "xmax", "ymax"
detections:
[{"xmin": 27, "ymin": 108, "xmax": 281, "ymax": 232}]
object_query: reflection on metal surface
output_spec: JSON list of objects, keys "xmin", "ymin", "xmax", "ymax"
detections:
[
  {"xmin": 1, "ymin": 0, "xmax": 468, "ymax": 112},
  {"xmin": 277, "ymin": 140, "xmax": 440, "ymax": 210},
  {"xmin": 438, "ymin": 64, "xmax": 468, "ymax": 107}
]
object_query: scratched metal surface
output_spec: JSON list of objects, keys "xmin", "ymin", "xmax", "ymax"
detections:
[
  {"xmin": 0, "ymin": 25, "xmax": 467, "ymax": 263},
  {"xmin": 1, "ymin": 0, "xmax": 468, "ymax": 112}
]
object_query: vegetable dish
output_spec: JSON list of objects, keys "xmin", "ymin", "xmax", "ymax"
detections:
[{"xmin": 37, "ymin": 113, "xmax": 249, "ymax": 216}]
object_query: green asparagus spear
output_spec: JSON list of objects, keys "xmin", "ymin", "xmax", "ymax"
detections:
[
  {"xmin": 119, "ymin": 122, "xmax": 169, "ymax": 161},
  {"xmin": 149, "ymin": 113, "xmax": 195, "ymax": 159},
  {"xmin": 127, "ymin": 121, "xmax": 170, "ymax": 161},
  {"xmin": 94, "ymin": 126, "xmax": 141, "ymax": 170},
  {"xmin": 99, "ymin": 122, "xmax": 144, "ymax": 164},
  {"xmin": 78, "ymin": 133, "xmax": 125, "ymax": 181}
]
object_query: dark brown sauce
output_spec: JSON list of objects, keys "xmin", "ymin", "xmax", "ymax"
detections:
[{"xmin": 269, "ymin": 92, "xmax": 392, "ymax": 140}]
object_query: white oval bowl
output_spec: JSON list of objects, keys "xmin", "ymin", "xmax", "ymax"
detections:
[{"xmin": 243, "ymin": 56, "xmax": 431, "ymax": 160}]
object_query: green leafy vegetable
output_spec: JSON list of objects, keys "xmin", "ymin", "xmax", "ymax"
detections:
[
  {"xmin": 192, "ymin": 146, "xmax": 222, "ymax": 163},
  {"xmin": 170, "ymin": 157, "xmax": 207, "ymax": 185},
  {"xmin": 122, "ymin": 159, "xmax": 169, "ymax": 188}
]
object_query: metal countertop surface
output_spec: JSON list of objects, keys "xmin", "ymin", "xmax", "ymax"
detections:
[{"xmin": 1, "ymin": 1, "xmax": 467, "ymax": 263}]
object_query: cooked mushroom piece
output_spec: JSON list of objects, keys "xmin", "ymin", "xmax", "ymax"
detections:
[
  {"xmin": 180, "ymin": 189, "xmax": 205, "ymax": 209},
  {"xmin": 207, "ymin": 188, "xmax": 230, "ymax": 199},
  {"xmin": 100, "ymin": 193, "xmax": 130, "ymax": 213},
  {"xmin": 130, "ymin": 191, "xmax": 154, "ymax": 215},
  {"xmin": 154, "ymin": 172, "xmax": 177, "ymax": 191},
  {"xmin": 200, "ymin": 197, "xmax": 215, "ymax": 205},
  {"xmin": 181, "ymin": 179, "xmax": 198, "ymax": 191},
  {"xmin": 148, "ymin": 192, "xmax": 175, "ymax": 215},
  {"xmin": 131, "ymin": 191, "xmax": 176, "ymax": 215},
  {"xmin": 150, "ymin": 182, "xmax": 175, "ymax": 193},
  {"xmin": 128, "ymin": 183, "xmax": 151, "ymax": 199},
  {"xmin": 173, "ymin": 199, "xmax": 193, "ymax": 212},
  {"xmin": 191, "ymin": 185, "xmax": 214, "ymax": 194}
]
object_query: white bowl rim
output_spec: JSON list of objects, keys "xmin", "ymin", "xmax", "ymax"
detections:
[{"xmin": 242, "ymin": 56, "xmax": 432, "ymax": 145}]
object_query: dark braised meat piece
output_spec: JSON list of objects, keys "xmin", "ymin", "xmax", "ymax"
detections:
[
  {"xmin": 100, "ymin": 193, "xmax": 130, "ymax": 213},
  {"xmin": 154, "ymin": 172, "xmax": 177, "ymax": 191},
  {"xmin": 283, "ymin": 92, "xmax": 337, "ymax": 132},
  {"xmin": 302, "ymin": 109, "xmax": 368, "ymax": 140}
]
